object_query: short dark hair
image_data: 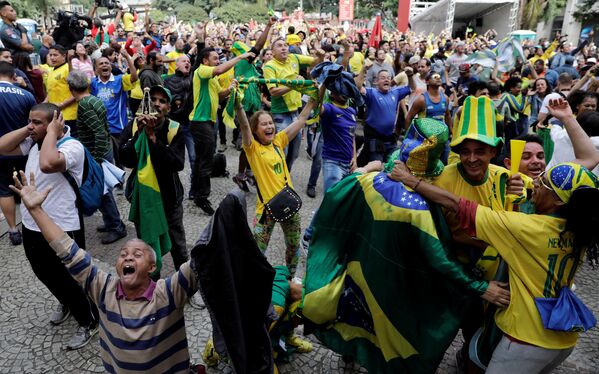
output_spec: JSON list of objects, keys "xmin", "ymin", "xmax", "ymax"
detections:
[
  {"xmin": 468, "ymin": 80, "xmax": 488, "ymax": 96},
  {"xmin": 146, "ymin": 51, "xmax": 158, "ymax": 64},
  {"xmin": 49, "ymin": 44, "xmax": 67, "ymax": 55},
  {"xmin": 102, "ymin": 47, "xmax": 115, "ymax": 58},
  {"xmin": 0, "ymin": 61, "xmax": 15, "ymax": 77},
  {"xmin": 488, "ymin": 82, "xmax": 502, "ymax": 96},
  {"xmin": 31, "ymin": 103, "xmax": 61, "ymax": 123},
  {"xmin": 199, "ymin": 47, "xmax": 216, "ymax": 64},
  {"xmin": 0, "ymin": 1, "xmax": 11, "ymax": 10},
  {"xmin": 0, "ymin": 47, "xmax": 10, "ymax": 55},
  {"xmin": 504, "ymin": 133, "xmax": 543, "ymax": 160},
  {"xmin": 577, "ymin": 110, "xmax": 599, "ymax": 137},
  {"xmin": 504, "ymin": 77, "xmax": 522, "ymax": 92}
]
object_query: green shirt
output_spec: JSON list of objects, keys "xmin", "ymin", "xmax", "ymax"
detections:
[
  {"xmin": 77, "ymin": 95, "xmax": 112, "ymax": 162},
  {"xmin": 235, "ymin": 60, "xmax": 262, "ymax": 114},
  {"xmin": 271, "ymin": 266, "xmax": 291, "ymax": 308},
  {"xmin": 189, "ymin": 65, "xmax": 221, "ymax": 123}
]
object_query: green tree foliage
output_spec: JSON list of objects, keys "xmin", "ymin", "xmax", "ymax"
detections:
[
  {"xmin": 521, "ymin": 0, "xmax": 566, "ymax": 30},
  {"xmin": 175, "ymin": 3, "xmax": 208, "ymax": 23},
  {"xmin": 212, "ymin": 1, "xmax": 268, "ymax": 23},
  {"xmin": 573, "ymin": 0, "xmax": 599, "ymax": 23},
  {"xmin": 150, "ymin": 9, "xmax": 167, "ymax": 22}
]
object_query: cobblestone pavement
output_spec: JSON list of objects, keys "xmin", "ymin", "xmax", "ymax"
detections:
[{"xmin": 0, "ymin": 131, "xmax": 598, "ymax": 373}]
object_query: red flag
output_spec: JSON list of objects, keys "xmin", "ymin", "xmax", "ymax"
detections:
[{"xmin": 368, "ymin": 15, "xmax": 382, "ymax": 49}]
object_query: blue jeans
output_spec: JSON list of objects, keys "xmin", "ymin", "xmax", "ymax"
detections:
[
  {"xmin": 272, "ymin": 111, "xmax": 301, "ymax": 172},
  {"xmin": 99, "ymin": 152, "xmax": 125, "ymax": 233},
  {"xmin": 181, "ymin": 122, "xmax": 196, "ymax": 173},
  {"xmin": 307, "ymin": 131, "xmax": 323, "ymax": 189},
  {"xmin": 322, "ymin": 159, "xmax": 351, "ymax": 192},
  {"xmin": 365, "ymin": 137, "xmax": 397, "ymax": 163},
  {"xmin": 304, "ymin": 158, "xmax": 352, "ymax": 242}
]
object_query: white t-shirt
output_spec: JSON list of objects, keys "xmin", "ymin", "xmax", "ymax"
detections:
[
  {"xmin": 546, "ymin": 125, "xmax": 599, "ymax": 176},
  {"xmin": 20, "ymin": 129, "xmax": 84, "ymax": 232}
]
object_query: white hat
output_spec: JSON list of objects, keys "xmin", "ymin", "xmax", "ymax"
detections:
[{"xmin": 408, "ymin": 55, "xmax": 421, "ymax": 65}]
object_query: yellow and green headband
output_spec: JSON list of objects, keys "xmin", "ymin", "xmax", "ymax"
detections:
[{"xmin": 547, "ymin": 163, "xmax": 599, "ymax": 203}]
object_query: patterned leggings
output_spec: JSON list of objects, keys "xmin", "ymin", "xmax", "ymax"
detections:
[{"xmin": 253, "ymin": 212, "xmax": 301, "ymax": 275}]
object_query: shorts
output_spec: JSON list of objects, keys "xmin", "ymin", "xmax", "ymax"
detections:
[{"xmin": 0, "ymin": 158, "xmax": 26, "ymax": 198}]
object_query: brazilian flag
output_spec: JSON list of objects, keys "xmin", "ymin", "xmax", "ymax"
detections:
[
  {"xmin": 128, "ymin": 131, "xmax": 171, "ymax": 273},
  {"xmin": 303, "ymin": 172, "xmax": 487, "ymax": 373}
]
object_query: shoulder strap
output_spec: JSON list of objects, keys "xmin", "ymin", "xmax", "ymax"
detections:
[{"xmin": 256, "ymin": 144, "xmax": 288, "ymax": 205}]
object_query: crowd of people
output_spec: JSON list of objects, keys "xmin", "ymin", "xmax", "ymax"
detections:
[{"xmin": 1, "ymin": 0, "xmax": 599, "ymax": 372}]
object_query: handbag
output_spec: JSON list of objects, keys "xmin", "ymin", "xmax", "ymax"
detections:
[
  {"xmin": 534, "ymin": 253, "xmax": 596, "ymax": 332},
  {"xmin": 256, "ymin": 146, "xmax": 302, "ymax": 222}
]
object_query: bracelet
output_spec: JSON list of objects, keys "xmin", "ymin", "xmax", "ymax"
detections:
[{"xmin": 412, "ymin": 178, "xmax": 422, "ymax": 190}]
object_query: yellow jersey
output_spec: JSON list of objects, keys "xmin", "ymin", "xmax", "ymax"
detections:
[
  {"xmin": 348, "ymin": 52, "xmax": 364, "ymax": 75},
  {"xmin": 166, "ymin": 51, "xmax": 185, "ymax": 75},
  {"xmin": 189, "ymin": 65, "xmax": 221, "ymax": 123},
  {"xmin": 263, "ymin": 54, "xmax": 314, "ymax": 114},
  {"xmin": 473, "ymin": 206, "xmax": 581, "ymax": 349},
  {"xmin": 122, "ymin": 12, "xmax": 135, "ymax": 32},
  {"xmin": 243, "ymin": 131, "xmax": 293, "ymax": 215},
  {"xmin": 46, "ymin": 63, "xmax": 77, "ymax": 121}
]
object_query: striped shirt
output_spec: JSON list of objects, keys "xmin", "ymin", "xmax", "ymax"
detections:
[
  {"xmin": 50, "ymin": 234, "xmax": 197, "ymax": 374},
  {"xmin": 76, "ymin": 95, "xmax": 112, "ymax": 162}
]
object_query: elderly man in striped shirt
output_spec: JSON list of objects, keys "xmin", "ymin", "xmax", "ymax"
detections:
[{"xmin": 10, "ymin": 170, "xmax": 198, "ymax": 374}]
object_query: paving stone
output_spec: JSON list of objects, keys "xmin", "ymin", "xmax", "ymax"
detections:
[{"xmin": 0, "ymin": 129, "xmax": 597, "ymax": 373}]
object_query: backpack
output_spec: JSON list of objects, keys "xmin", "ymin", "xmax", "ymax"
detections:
[
  {"xmin": 211, "ymin": 153, "xmax": 229, "ymax": 177},
  {"xmin": 57, "ymin": 136, "xmax": 105, "ymax": 216}
]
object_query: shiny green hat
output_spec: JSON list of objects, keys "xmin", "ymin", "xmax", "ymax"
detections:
[{"xmin": 385, "ymin": 118, "xmax": 449, "ymax": 178}]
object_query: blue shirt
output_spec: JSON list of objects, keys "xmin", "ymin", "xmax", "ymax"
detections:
[
  {"xmin": 0, "ymin": 81, "xmax": 35, "ymax": 159},
  {"xmin": 91, "ymin": 75, "xmax": 129, "ymax": 134},
  {"xmin": 321, "ymin": 103, "xmax": 357, "ymax": 163},
  {"xmin": 364, "ymin": 86, "xmax": 410, "ymax": 137}
]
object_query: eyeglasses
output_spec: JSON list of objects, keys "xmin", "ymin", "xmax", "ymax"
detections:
[{"xmin": 537, "ymin": 171, "xmax": 553, "ymax": 191}]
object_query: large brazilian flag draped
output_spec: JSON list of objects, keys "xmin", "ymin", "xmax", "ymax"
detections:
[
  {"xmin": 303, "ymin": 172, "xmax": 487, "ymax": 374},
  {"xmin": 128, "ymin": 131, "xmax": 172, "ymax": 273}
]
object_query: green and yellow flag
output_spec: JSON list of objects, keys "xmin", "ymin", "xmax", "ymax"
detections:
[
  {"xmin": 128, "ymin": 131, "xmax": 171, "ymax": 273},
  {"xmin": 223, "ymin": 77, "xmax": 320, "ymax": 129},
  {"xmin": 303, "ymin": 172, "xmax": 487, "ymax": 373}
]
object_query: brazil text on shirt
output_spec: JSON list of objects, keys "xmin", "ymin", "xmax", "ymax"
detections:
[{"xmin": 0, "ymin": 85, "xmax": 29, "ymax": 95}]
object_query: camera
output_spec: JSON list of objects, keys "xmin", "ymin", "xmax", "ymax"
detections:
[
  {"xmin": 95, "ymin": 0, "xmax": 117, "ymax": 10},
  {"xmin": 52, "ymin": 10, "xmax": 92, "ymax": 47}
]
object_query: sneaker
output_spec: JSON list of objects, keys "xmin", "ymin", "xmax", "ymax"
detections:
[
  {"xmin": 232, "ymin": 173, "xmax": 249, "ymax": 192},
  {"xmin": 50, "ymin": 305, "xmax": 71, "ymax": 325},
  {"xmin": 101, "ymin": 229, "xmax": 127, "ymax": 245},
  {"xmin": 66, "ymin": 325, "xmax": 98, "ymax": 350},
  {"xmin": 194, "ymin": 198, "xmax": 215, "ymax": 215},
  {"xmin": 286, "ymin": 335, "xmax": 313, "ymax": 353},
  {"xmin": 218, "ymin": 143, "xmax": 227, "ymax": 153},
  {"xmin": 306, "ymin": 186, "xmax": 316, "ymax": 198},
  {"xmin": 202, "ymin": 338, "xmax": 221, "ymax": 367},
  {"xmin": 8, "ymin": 230, "xmax": 22, "ymax": 245},
  {"xmin": 300, "ymin": 234, "xmax": 310, "ymax": 255}
]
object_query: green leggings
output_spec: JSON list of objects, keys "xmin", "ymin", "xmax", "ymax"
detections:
[{"xmin": 253, "ymin": 212, "xmax": 301, "ymax": 275}]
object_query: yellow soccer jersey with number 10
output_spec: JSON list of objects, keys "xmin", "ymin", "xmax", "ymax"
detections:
[
  {"xmin": 473, "ymin": 206, "xmax": 581, "ymax": 349},
  {"xmin": 243, "ymin": 131, "xmax": 292, "ymax": 215}
]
